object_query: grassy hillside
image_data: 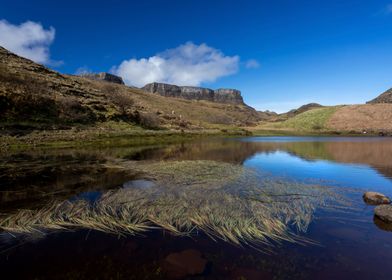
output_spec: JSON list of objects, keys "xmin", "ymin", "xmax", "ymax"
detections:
[
  {"xmin": 273, "ymin": 107, "xmax": 339, "ymax": 130},
  {"xmin": 250, "ymin": 104, "xmax": 392, "ymax": 135},
  {"xmin": 254, "ymin": 107, "xmax": 340, "ymax": 133},
  {"xmin": 2, "ymin": 45, "xmax": 392, "ymax": 147},
  {"xmin": 0, "ymin": 46, "xmax": 262, "ymax": 144}
]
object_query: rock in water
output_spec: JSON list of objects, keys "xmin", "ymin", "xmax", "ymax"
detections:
[
  {"xmin": 163, "ymin": 249, "xmax": 207, "ymax": 279},
  {"xmin": 374, "ymin": 205, "xmax": 392, "ymax": 224},
  {"xmin": 374, "ymin": 216, "xmax": 392, "ymax": 232},
  {"xmin": 363, "ymin": 192, "xmax": 391, "ymax": 205}
]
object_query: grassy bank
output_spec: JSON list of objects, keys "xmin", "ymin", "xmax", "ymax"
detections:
[{"xmin": 0, "ymin": 121, "xmax": 252, "ymax": 151}]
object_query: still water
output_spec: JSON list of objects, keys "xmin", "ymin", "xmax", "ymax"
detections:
[{"xmin": 1, "ymin": 136, "xmax": 392, "ymax": 279}]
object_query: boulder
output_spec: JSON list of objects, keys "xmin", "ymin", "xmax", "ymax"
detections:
[
  {"xmin": 373, "ymin": 216, "xmax": 392, "ymax": 232},
  {"xmin": 163, "ymin": 249, "xmax": 207, "ymax": 279},
  {"xmin": 363, "ymin": 191, "xmax": 391, "ymax": 205},
  {"xmin": 374, "ymin": 204, "xmax": 392, "ymax": 224}
]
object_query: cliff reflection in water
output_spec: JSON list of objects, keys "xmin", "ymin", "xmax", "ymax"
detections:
[
  {"xmin": 127, "ymin": 137, "xmax": 392, "ymax": 180},
  {"xmin": 2, "ymin": 137, "xmax": 392, "ymax": 279}
]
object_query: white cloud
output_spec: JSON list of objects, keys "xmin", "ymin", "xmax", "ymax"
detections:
[
  {"xmin": 245, "ymin": 59, "xmax": 260, "ymax": 69},
  {"xmin": 111, "ymin": 42, "xmax": 239, "ymax": 87},
  {"xmin": 0, "ymin": 19, "xmax": 57, "ymax": 65}
]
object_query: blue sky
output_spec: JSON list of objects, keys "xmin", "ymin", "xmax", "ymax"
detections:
[{"xmin": 1, "ymin": 0, "xmax": 392, "ymax": 112}]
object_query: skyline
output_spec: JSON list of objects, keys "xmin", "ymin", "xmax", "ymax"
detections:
[{"xmin": 1, "ymin": 0, "xmax": 392, "ymax": 112}]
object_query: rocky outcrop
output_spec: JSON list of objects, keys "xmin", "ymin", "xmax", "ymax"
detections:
[
  {"xmin": 214, "ymin": 88, "xmax": 243, "ymax": 104},
  {"xmin": 80, "ymin": 72, "xmax": 124, "ymax": 85},
  {"xmin": 142, "ymin": 82, "xmax": 244, "ymax": 104},
  {"xmin": 180, "ymin": 86, "xmax": 215, "ymax": 100},
  {"xmin": 142, "ymin": 82, "xmax": 181, "ymax": 97},
  {"xmin": 367, "ymin": 88, "xmax": 392, "ymax": 104}
]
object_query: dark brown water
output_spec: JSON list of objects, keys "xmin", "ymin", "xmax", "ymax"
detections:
[{"xmin": 1, "ymin": 136, "xmax": 392, "ymax": 279}]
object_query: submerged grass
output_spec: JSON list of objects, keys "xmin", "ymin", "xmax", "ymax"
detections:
[{"xmin": 0, "ymin": 160, "xmax": 351, "ymax": 249}]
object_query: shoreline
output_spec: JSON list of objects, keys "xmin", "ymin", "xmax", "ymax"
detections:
[{"xmin": 1, "ymin": 123, "xmax": 388, "ymax": 152}]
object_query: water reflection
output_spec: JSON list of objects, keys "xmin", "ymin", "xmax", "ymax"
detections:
[
  {"xmin": 0, "ymin": 160, "xmax": 350, "ymax": 247},
  {"xmin": 1, "ymin": 137, "xmax": 392, "ymax": 279},
  {"xmin": 245, "ymin": 151, "xmax": 392, "ymax": 192}
]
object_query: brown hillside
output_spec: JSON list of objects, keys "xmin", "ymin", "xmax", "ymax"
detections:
[{"xmin": 327, "ymin": 104, "xmax": 392, "ymax": 132}]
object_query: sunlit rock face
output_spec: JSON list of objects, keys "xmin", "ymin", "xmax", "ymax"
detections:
[
  {"xmin": 142, "ymin": 82, "xmax": 182, "ymax": 97},
  {"xmin": 179, "ymin": 86, "xmax": 215, "ymax": 101},
  {"xmin": 214, "ymin": 88, "xmax": 243, "ymax": 104},
  {"xmin": 142, "ymin": 82, "xmax": 244, "ymax": 104}
]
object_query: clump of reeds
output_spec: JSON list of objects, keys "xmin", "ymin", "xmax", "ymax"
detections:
[{"xmin": 0, "ymin": 160, "xmax": 351, "ymax": 248}]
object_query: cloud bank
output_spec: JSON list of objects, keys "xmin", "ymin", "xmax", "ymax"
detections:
[
  {"xmin": 0, "ymin": 19, "xmax": 56, "ymax": 64},
  {"xmin": 112, "ymin": 42, "xmax": 240, "ymax": 87}
]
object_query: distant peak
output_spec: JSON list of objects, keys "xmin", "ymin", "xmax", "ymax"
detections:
[{"xmin": 367, "ymin": 87, "xmax": 392, "ymax": 104}]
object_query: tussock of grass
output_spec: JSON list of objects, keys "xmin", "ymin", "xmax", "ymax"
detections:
[{"xmin": 0, "ymin": 160, "xmax": 350, "ymax": 248}]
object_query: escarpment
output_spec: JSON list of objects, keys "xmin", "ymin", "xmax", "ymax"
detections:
[
  {"xmin": 80, "ymin": 72, "xmax": 125, "ymax": 85},
  {"xmin": 142, "ymin": 82, "xmax": 245, "ymax": 105}
]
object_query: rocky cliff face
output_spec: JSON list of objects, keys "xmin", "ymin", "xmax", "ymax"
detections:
[
  {"xmin": 180, "ymin": 86, "xmax": 215, "ymax": 101},
  {"xmin": 214, "ymin": 89, "xmax": 243, "ymax": 104},
  {"xmin": 80, "ymin": 72, "xmax": 124, "ymax": 85},
  {"xmin": 142, "ymin": 82, "xmax": 244, "ymax": 105},
  {"xmin": 142, "ymin": 83, "xmax": 181, "ymax": 97},
  {"xmin": 367, "ymin": 88, "xmax": 392, "ymax": 104}
]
